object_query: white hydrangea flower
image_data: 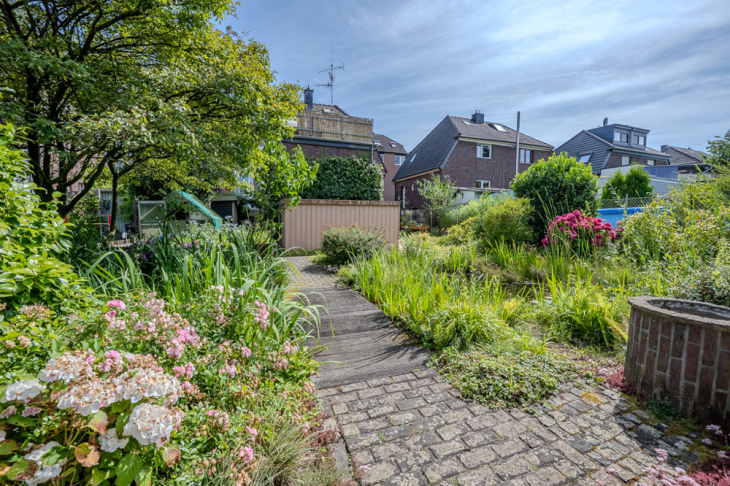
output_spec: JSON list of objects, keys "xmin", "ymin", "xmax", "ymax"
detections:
[
  {"xmin": 39, "ymin": 351, "xmax": 95, "ymax": 383},
  {"xmin": 122, "ymin": 403, "xmax": 183, "ymax": 447},
  {"xmin": 24, "ymin": 441, "xmax": 66, "ymax": 486},
  {"xmin": 99, "ymin": 427, "xmax": 129, "ymax": 453},
  {"xmin": 113, "ymin": 369, "xmax": 181, "ymax": 404},
  {"xmin": 56, "ymin": 379, "xmax": 119, "ymax": 416},
  {"xmin": 2, "ymin": 379, "xmax": 46, "ymax": 402}
]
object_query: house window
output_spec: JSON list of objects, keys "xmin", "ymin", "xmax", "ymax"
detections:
[
  {"xmin": 395, "ymin": 155, "xmax": 405, "ymax": 166},
  {"xmin": 519, "ymin": 149, "xmax": 531, "ymax": 164},
  {"xmin": 614, "ymin": 132, "xmax": 629, "ymax": 143},
  {"xmin": 78, "ymin": 182, "xmax": 84, "ymax": 190},
  {"xmin": 621, "ymin": 156, "xmax": 630, "ymax": 166},
  {"xmin": 577, "ymin": 154, "xmax": 591, "ymax": 164},
  {"xmin": 647, "ymin": 159, "xmax": 655, "ymax": 166},
  {"xmin": 632, "ymin": 135, "xmax": 646, "ymax": 145},
  {"xmin": 411, "ymin": 183, "xmax": 415, "ymax": 190},
  {"xmin": 379, "ymin": 153, "xmax": 384, "ymax": 163},
  {"xmin": 477, "ymin": 145, "xmax": 492, "ymax": 159},
  {"xmin": 476, "ymin": 180, "xmax": 491, "ymax": 189}
]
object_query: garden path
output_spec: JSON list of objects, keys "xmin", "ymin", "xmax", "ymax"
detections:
[{"xmin": 286, "ymin": 257, "xmax": 702, "ymax": 486}]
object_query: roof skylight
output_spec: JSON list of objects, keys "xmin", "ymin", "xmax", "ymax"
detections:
[
  {"xmin": 493, "ymin": 124, "xmax": 507, "ymax": 132},
  {"xmin": 374, "ymin": 140, "xmax": 381, "ymax": 145},
  {"xmin": 463, "ymin": 120, "xmax": 471, "ymax": 125},
  {"xmin": 390, "ymin": 142, "xmax": 398, "ymax": 147}
]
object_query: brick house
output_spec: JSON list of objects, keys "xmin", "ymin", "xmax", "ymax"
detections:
[
  {"xmin": 281, "ymin": 88, "xmax": 376, "ymax": 162},
  {"xmin": 660, "ymin": 145, "xmax": 708, "ymax": 165},
  {"xmin": 555, "ymin": 120, "xmax": 670, "ymax": 176},
  {"xmin": 374, "ymin": 133, "xmax": 408, "ymax": 201},
  {"xmin": 393, "ymin": 112, "xmax": 552, "ymax": 210}
]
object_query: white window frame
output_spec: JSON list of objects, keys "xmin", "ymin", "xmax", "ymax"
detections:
[
  {"xmin": 476, "ymin": 180, "xmax": 491, "ymax": 189},
  {"xmin": 647, "ymin": 159, "xmax": 655, "ymax": 166},
  {"xmin": 477, "ymin": 144, "xmax": 492, "ymax": 159},
  {"xmin": 621, "ymin": 156, "xmax": 630, "ymax": 166},
  {"xmin": 577, "ymin": 154, "xmax": 591, "ymax": 164},
  {"xmin": 394, "ymin": 155, "xmax": 405, "ymax": 166},
  {"xmin": 519, "ymin": 149, "xmax": 531, "ymax": 164},
  {"xmin": 615, "ymin": 132, "xmax": 629, "ymax": 143}
]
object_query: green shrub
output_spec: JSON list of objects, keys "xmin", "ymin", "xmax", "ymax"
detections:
[
  {"xmin": 439, "ymin": 192, "xmax": 513, "ymax": 228},
  {"xmin": 675, "ymin": 241, "xmax": 730, "ymax": 306},
  {"xmin": 601, "ymin": 165, "xmax": 653, "ymax": 199},
  {"xmin": 474, "ymin": 197, "xmax": 534, "ymax": 247},
  {"xmin": 443, "ymin": 216, "xmax": 478, "ymax": 245},
  {"xmin": 320, "ymin": 225, "xmax": 386, "ymax": 265},
  {"xmin": 512, "ymin": 153, "xmax": 599, "ymax": 241},
  {"xmin": 432, "ymin": 337, "xmax": 580, "ymax": 408},
  {"xmin": 0, "ymin": 123, "xmax": 86, "ymax": 311},
  {"xmin": 302, "ymin": 155, "xmax": 383, "ymax": 201}
]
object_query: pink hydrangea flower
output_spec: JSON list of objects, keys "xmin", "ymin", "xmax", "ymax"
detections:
[
  {"xmin": 107, "ymin": 300, "xmax": 126, "ymax": 311},
  {"xmin": 239, "ymin": 446, "xmax": 254, "ymax": 463}
]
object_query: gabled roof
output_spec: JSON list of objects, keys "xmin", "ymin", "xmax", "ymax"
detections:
[
  {"xmin": 309, "ymin": 103, "xmax": 350, "ymax": 116},
  {"xmin": 661, "ymin": 146, "xmax": 708, "ymax": 165},
  {"xmin": 555, "ymin": 129, "xmax": 670, "ymax": 173},
  {"xmin": 448, "ymin": 116, "xmax": 553, "ymax": 149},
  {"xmin": 373, "ymin": 133, "xmax": 408, "ymax": 155},
  {"xmin": 393, "ymin": 115, "xmax": 552, "ymax": 182}
]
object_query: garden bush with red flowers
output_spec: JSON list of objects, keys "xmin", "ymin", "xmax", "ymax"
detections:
[{"xmin": 542, "ymin": 210, "xmax": 620, "ymax": 253}]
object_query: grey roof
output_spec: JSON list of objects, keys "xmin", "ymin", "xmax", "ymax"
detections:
[
  {"xmin": 373, "ymin": 133, "xmax": 408, "ymax": 155},
  {"xmin": 661, "ymin": 146, "xmax": 708, "ymax": 165},
  {"xmin": 308, "ymin": 103, "xmax": 350, "ymax": 116},
  {"xmin": 393, "ymin": 117, "xmax": 459, "ymax": 181},
  {"xmin": 393, "ymin": 115, "xmax": 552, "ymax": 182},
  {"xmin": 448, "ymin": 116, "xmax": 553, "ymax": 149},
  {"xmin": 555, "ymin": 129, "xmax": 669, "ymax": 173}
]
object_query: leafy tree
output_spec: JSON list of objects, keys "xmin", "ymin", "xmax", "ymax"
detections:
[
  {"xmin": 601, "ymin": 165, "xmax": 653, "ymax": 199},
  {"xmin": 0, "ymin": 123, "xmax": 85, "ymax": 311},
  {"xmin": 416, "ymin": 174, "xmax": 459, "ymax": 227},
  {"xmin": 0, "ymin": 2, "xmax": 304, "ymax": 220},
  {"xmin": 511, "ymin": 153, "xmax": 599, "ymax": 240},
  {"xmin": 255, "ymin": 143, "xmax": 317, "ymax": 222},
  {"xmin": 302, "ymin": 156, "xmax": 383, "ymax": 201},
  {"xmin": 708, "ymin": 130, "xmax": 730, "ymax": 167}
]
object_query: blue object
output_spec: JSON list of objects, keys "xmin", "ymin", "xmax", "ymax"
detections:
[{"xmin": 597, "ymin": 207, "xmax": 644, "ymax": 227}]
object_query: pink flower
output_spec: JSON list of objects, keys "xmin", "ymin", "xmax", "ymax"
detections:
[
  {"xmin": 239, "ymin": 446, "xmax": 254, "ymax": 463},
  {"xmin": 702, "ymin": 438, "xmax": 712, "ymax": 445},
  {"xmin": 655, "ymin": 448, "xmax": 668, "ymax": 463},
  {"xmin": 707, "ymin": 424, "xmax": 723, "ymax": 436},
  {"xmin": 107, "ymin": 300, "xmax": 126, "ymax": 311},
  {"xmin": 22, "ymin": 406, "xmax": 42, "ymax": 417},
  {"xmin": 241, "ymin": 346, "xmax": 252, "ymax": 358},
  {"xmin": 103, "ymin": 310, "xmax": 117, "ymax": 322},
  {"xmin": 247, "ymin": 426, "xmax": 258, "ymax": 440},
  {"xmin": 206, "ymin": 410, "xmax": 220, "ymax": 417}
]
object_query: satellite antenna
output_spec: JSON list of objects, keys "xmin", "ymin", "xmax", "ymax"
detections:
[{"xmin": 317, "ymin": 41, "xmax": 345, "ymax": 105}]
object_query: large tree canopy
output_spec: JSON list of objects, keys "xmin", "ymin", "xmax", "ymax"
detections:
[{"xmin": 0, "ymin": 0, "xmax": 305, "ymax": 216}]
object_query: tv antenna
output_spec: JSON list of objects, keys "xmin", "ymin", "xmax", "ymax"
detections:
[{"xmin": 317, "ymin": 43, "xmax": 344, "ymax": 105}]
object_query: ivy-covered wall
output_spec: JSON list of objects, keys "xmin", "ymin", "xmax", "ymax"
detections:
[{"xmin": 302, "ymin": 156, "xmax": 383, "ymax": 201}]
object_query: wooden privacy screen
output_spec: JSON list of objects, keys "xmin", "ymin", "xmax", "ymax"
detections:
[{"xmin": 280, "ymin": 199, "xmax": 400, "ymax": 251}]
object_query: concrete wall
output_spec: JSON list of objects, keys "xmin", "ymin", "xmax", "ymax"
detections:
[
  {"xmin": 281, "ymin": 199, "xmax": 400, "ymax": 251},
  {"xmin": 626, "ymin": 296, "xmax": 730, "ymax": 429}
]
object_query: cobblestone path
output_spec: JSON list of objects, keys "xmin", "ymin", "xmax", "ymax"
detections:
[{"xmin": 286, "ymin": 257, "xmax": 703, "ymax": 485}]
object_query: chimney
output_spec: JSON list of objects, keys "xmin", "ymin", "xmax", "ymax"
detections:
[
  {"xmin": 471, "ymin": 110, "xmax": 485, "ymax": 124},
  {"xmin": 661, "ymin": 145, "xmax": 669, "ymax": 151},
  {"xmin": 304, "ymin": 87, "xmax": 314, "ymax": 110}
]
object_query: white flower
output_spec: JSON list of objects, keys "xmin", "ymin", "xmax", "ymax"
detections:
[
  {"xmin": 2, "ymin": 379, "xmax": 46, "ymax": 402},
  {"xmin": 0, "ymin": 430, "xmax": 5, "ymax": 441},
  {"xmin": 113, "ymin": 369, "xmax": 181, "ymax": 404},
  {"xmin": 99, "ymin": 427, "xmax": 129, "ymax": 453},
  {"xmin": 24, "ymin": 441, "xmax": 66, "ymax": 486},
  {"xmin": 56, "ymin": 379, "xmax": 119, "ymax": 417},
  {"xmin": 39, "ymin": 351, "xmax": 95, "ymax": 383},
  {"xmin": 122, "ymin": 403, "xmax": 183, "ymax": 447}
]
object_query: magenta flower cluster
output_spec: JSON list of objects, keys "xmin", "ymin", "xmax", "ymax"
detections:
[{"xmin": 542, "ymin": 210, "xmax": 620, "ymax": 248}]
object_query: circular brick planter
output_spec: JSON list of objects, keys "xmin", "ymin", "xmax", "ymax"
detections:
[{"xmin": 626, "ymin": 297, "xmax": 730, "ymax": 427}]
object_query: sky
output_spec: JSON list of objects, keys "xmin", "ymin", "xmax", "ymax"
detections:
[{"xmin": 227, "ymin": 0, "xmax": 730, "ymax": 153}]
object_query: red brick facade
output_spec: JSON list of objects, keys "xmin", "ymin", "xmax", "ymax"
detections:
[
  {"xmin": 282, "ymin": 141, "xmax": 373, "ymax": 161},
  {"xmin": 381, "ymin": 152, "xmax": 404, "ymax": 201},
  {"xmin": 395, "ymin": 141, "xmax": 551, "ymax": 210}
]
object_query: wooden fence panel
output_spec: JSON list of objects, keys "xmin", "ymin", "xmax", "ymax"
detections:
[{"xmin": 281, "ymin": 199, "xmax": 400, "ymax": 251}]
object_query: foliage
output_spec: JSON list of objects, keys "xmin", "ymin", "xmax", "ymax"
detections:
[
  {"xmin": 415, "ymin": 175, "xmax": 459, "ymax": 226},
  {"xmin": 433, "ymin": 339, "xmax": 580, "ymax": 408},
  {"xmin": 474, "ymin": 197, "xmax": 534, "ymax": 248},
  {"xmin": 601, "ymin": 165, "xmax": 653, "ymax": 199},
  {"xmin": 443, "ymin": 216, "xmax": 479, "ymax": 246},
  {"xmin": 0, "ymin": 124, "xmax": 86, "ymax": 311},
  {"xmin": 439, "ymin": 193, "xmax": 513, "ymax": 229},
  {"xmin": 320, "ymin": 226, "xmax": 387, "ymax": 266},
  {"xmin": 302, "ymin": 156, "xmax": 383, "ymax": 201},
  {"xmin": 542, "ymin": 210, "xmax": 620, "ymax": 255},
  {"xmin": 708, "ymin": 129, "xmax": 730, "ymax": 167},
  {"xmin": 255, "ymin": 143, "xmax": 317, "ymax": 221},
  {"xmin": 511, "ymin": 154, "xmax": 599, "ymax": 241},
  {"xmin": 0, "ymin": 2, "xmax": 306, "ymax": 216},
  {"xmin": 675, "ymin": 242, "xmax": 730, "ymax": 307},
  {"xmin": 65, "ymin": 193, "xmax": 103, "ymax": 264}
]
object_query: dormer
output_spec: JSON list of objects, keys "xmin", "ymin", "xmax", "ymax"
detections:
[{"xmin": 588, "ymin": 123, "xmax": 650, "ymax": 148}]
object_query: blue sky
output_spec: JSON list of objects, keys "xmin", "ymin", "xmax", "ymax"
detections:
[{"xmin": 227, "ymin": 0, "xmax": 730, "ymax": 153}]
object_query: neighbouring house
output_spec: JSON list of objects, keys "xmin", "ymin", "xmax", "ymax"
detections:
[
  {"xmin": 281, "ymin": 88, "xmax": 376, "ymax": 162},
  {"xmin": 660, "ymin": 145, "xmax": 708, "ymax": 165},
  {"xmin": 555, "ymin": 120, "xmax": 671, "ymax": 176},
  {"xmin": 374, "ymin": 133, "xmax": 408, "ymax": 201},
  {"xmin": 393, "ymin": 111, "xmax": 553, "ymax": 210}
]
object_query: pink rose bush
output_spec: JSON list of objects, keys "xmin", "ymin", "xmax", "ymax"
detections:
[{"xmin": 542, "ymin": 210, "xmax": 621, "ymax": 252}]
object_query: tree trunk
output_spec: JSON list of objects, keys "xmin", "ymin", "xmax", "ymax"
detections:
[{"xmin": 108, "ymin": 162, "xmax": 119, "ymax": 238}]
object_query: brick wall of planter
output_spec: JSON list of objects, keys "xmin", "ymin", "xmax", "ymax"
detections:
[{"xmin": 626, "ymin": 297, "xmax": 730, "ymax": 428}]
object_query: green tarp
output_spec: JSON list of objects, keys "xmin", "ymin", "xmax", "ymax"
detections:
[{"xmin": 165, "ymin": 189, "xmax": 223, "ymax": 229}]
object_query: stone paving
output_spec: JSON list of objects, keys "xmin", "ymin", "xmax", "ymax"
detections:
[{"xmin": 286, "ymin": 257, "xmax": 704, "ymax": 485}]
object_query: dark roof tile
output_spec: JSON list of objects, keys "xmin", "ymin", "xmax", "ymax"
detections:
[{"xmin": 373, "ymin": 133, "xmax": 408, "ymax": 155}]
